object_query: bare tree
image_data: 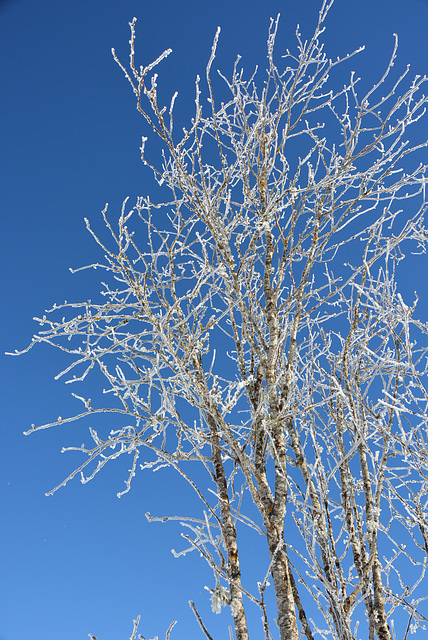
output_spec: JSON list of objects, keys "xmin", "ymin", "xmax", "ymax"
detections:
[{"xmin": 12, "ymin": 1, "xmax": 428, "ymax": 638}]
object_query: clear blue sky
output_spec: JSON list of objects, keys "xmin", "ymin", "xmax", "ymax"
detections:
[{"xmin": 1, "ymin": 0, "xmax": 428, "ymax": 639}]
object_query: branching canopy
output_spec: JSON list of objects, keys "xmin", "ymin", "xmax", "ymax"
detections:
[{"xmin": 13, "ymin": 1, "xmax": 428, "ymax": 638}]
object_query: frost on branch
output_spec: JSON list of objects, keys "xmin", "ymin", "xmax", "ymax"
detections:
[
  {"xmin": 89, "ymin": 616, "xmax": 177, "ymax": 640},
  {"xmin": 12, "ymin": 0, "xmax": 428, "ymax": 638}
]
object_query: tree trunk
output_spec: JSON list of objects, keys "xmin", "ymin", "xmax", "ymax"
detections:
[
  {"xmin": 210, "ymin": 415, "xmax": 249, "ymax": 640},
  {"xmin": 266, "ymin": 526, "xmax": 299, "ymax": 640}
]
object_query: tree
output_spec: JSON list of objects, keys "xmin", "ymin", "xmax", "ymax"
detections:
[{"xmin": 12, "ymin": 1, "xmax": 428, "ymax": 638}]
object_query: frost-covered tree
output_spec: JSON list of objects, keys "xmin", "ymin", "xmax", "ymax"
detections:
[{"xmin": 13, "ymin": 1, "xmax": 428, "ymax": 638}]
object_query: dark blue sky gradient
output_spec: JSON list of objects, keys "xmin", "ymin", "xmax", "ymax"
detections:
[{"xmin": 1, "ymin": 0, "xmax": 428, "ymax": 639}]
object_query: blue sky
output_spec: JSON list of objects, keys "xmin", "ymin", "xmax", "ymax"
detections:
[{"xmin": 1, "ymin": 0, "xmax": 428, "ymax": 639}]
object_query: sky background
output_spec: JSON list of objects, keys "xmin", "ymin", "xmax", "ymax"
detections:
[{"xmin": 1, "ymin": 0, "xmax": 428, "ymax": 639}]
